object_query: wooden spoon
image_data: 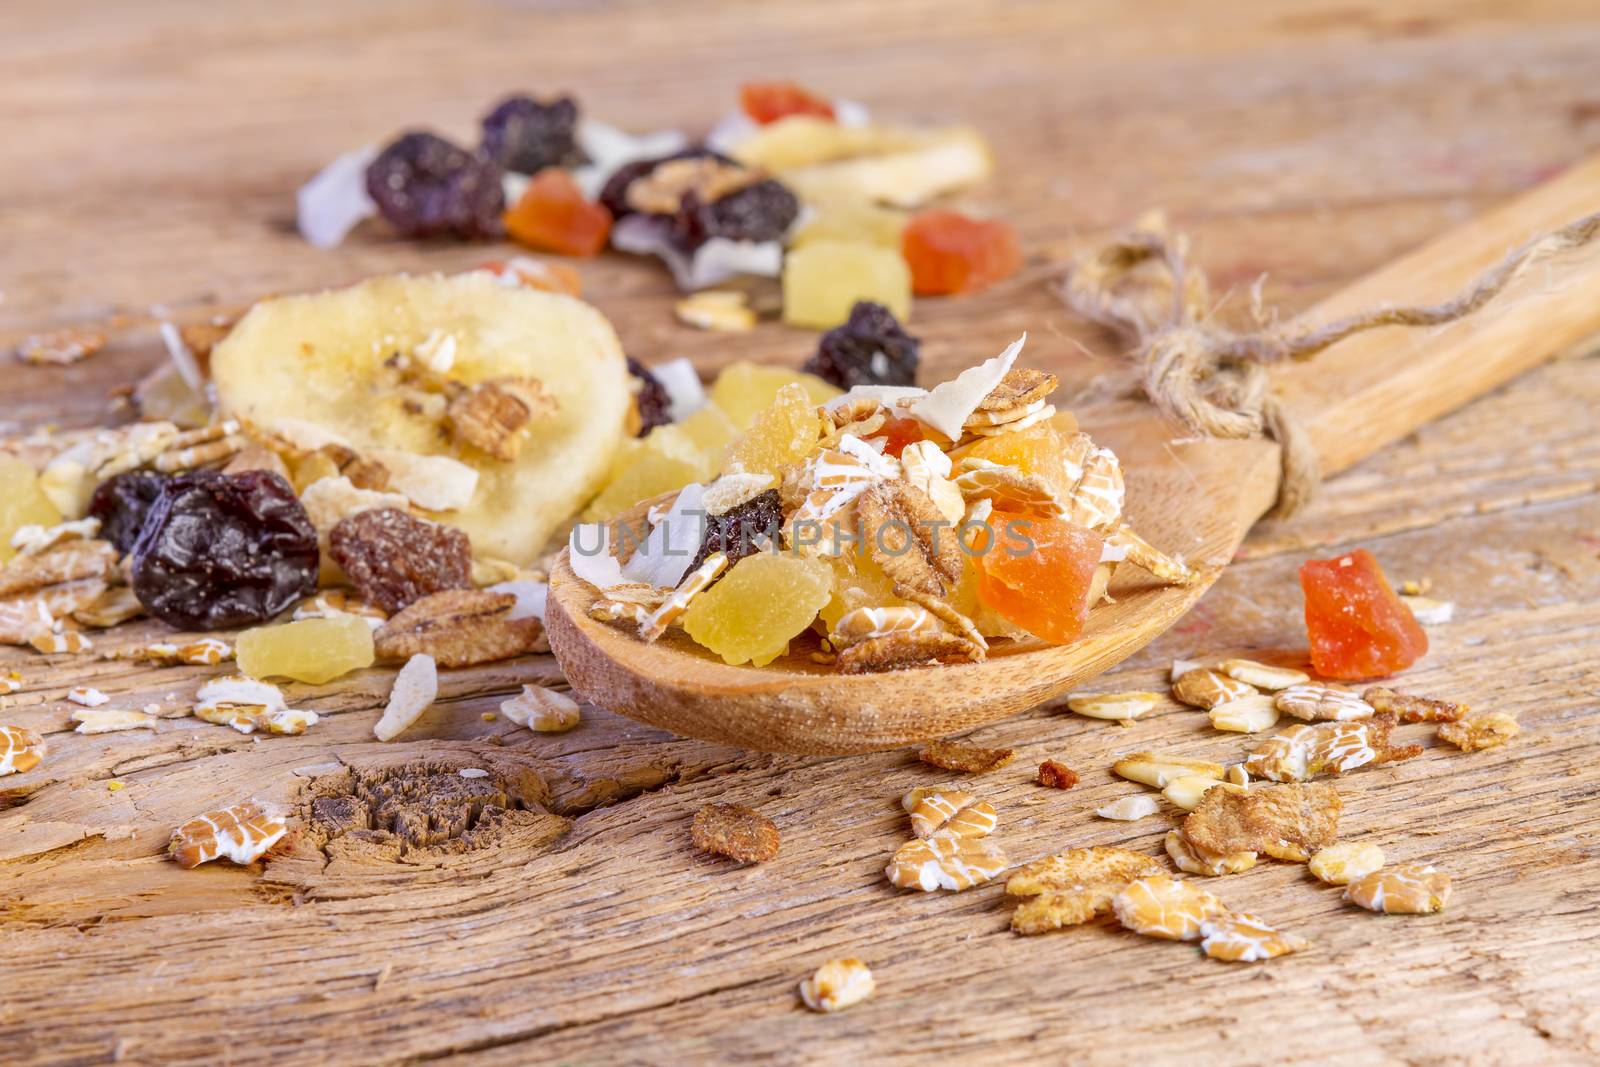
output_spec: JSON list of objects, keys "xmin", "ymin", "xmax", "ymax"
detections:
[{"xmin": 546, "ymin": 155, "xmax": 1600, "ymax": 755}]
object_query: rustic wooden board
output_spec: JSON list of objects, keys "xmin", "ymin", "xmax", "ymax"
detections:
[{"xmin": 3, "ymin": 1, "xmax": 1600, "ymax": 1064}]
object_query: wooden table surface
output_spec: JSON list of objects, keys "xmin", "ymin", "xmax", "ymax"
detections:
[{"xmin": 4, "ymin": 2, "xmax": 1600, "ymax": 1064}]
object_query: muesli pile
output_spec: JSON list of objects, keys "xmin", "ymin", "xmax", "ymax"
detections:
[
  {"xmin": 567, "ymin": 335, "xmax": 1198, "ymax": 672},
  {"xmin": 298, "ymin": 80, "xmax": 1015, "ymax": 329}
]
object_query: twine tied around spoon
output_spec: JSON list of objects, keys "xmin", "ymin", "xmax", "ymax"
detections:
[{"xmin": 1055, "ymin": 209, "xmax": 1600, "ymax": 517}]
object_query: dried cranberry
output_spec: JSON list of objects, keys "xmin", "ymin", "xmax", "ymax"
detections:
[
  {"xmin": 130, "ymin": 470, "xmax": 319, "ymax": 630},
  {"xmin": 802, "ymin": 301, "xmax": 921, "ymax": 389},
  {"xmin": 480, "ymin": 94, "xmax": 583, "ymax": 175},
  {"xmin": 673, "ymin": 179, "xmax": 799, "ymax": 247},
  {"xmin": 366, "ymin": 131, "xmax": 506, "ymax": 240},
  {"xmin": 328, "ymin": 508, "xmax": 472, "ymax": 613},
  {"xmin": 627, "ymin": 357, "xmax": 672, "ymax": 436},
  {"xmin": 88, "ymin": 470, "xmax": 170, "ymax": 555},
  {"xmin": 688, "ymin": 490, "xmax": 782, "ymax": 574}
]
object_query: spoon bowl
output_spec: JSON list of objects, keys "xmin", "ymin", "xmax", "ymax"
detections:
[{"xmin": 547, "ymin": 156, "xmax": 1600, "ymax": 753}]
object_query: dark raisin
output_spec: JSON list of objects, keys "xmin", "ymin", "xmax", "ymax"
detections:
[
  {"xmin": 687, "ymin": 490, "xmax": 783, "ymax": 574},
  {"xmin": 596, "ymin": 147, "xmax": 728, "ymax": 221},
  {"xmin": 480, "ymin": 94, "xmax": 583, "ymax": 175},
  {"xmin": 87, "ymin": 470, "xmax": 170, "ymax": 555},
  {"xmin": 365, "ymin": 131, "xmax": 505, "ymax": 240},
  {"xmin": 130, "ymin": 470, "xmax": 319, "ymax": 630},
  {"xmin": 627, "ymin": 357, "xmax": 673, "ymax": 436},
  {"xmin": 673, "ymin": 179, "xmax": 799, "ymax": 247},
  {"xmin": 802, "ymin": 301, "xmax": 921, "ymax": 389},
  {"xmin": 328, "ymin": 508, "xmax": 472, "ymax": 613}
]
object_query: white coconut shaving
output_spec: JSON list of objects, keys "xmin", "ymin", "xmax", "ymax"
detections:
[
  {"xmin": 572, "ymin": 121, "xmax": 689, "ymax": 200},
  {"xmin": 297, "ymin": 145, "xmax": 379, "ymax": 248},
  {"xmin": 650, "ymin": 357, "xmax": 708, "ymax": 421},
  {"xmin": 568, "ymin": 523, "xmax": 627, "ymax": 589},
  {"xmin": 611, "ymin": 216, "xmax": 782, "ymax": 291},
  {"xmin": 908, "ymin": 334, "xmax": 1025, "ymax": 441},
  {"xmin": 486, "ymin": 580, "xmax": 548, "ymax": 623},
  {"xmin": 158, "ymin": 321, "xmax": 207, "ymax": 394},
  {"xmin": 619, "ymin": 482, "xmax": 707, "ymax": 590},
  {"xmin": 374, "ymin": 654, "xmax": 437, "ymax": 742}
]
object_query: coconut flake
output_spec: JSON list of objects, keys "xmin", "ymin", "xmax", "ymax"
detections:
[
  {"xmin": 487, "ymin": 580, "xmax": 548, "ymax": 623},
  {"xmin": 572, "ymin": 121, "xmax": 689, "ymax": 200},
  {"xmin": 651, "ymin": 357, "xmax": 708, "ymax": 421},
  {"xmin": 620, "ymin": 482, "xmax": 707, "ymax": 589},
  {"xmin": 297, "ymin": 145, "xmax": 379, "ymax": 249},
  {"xmin": 705, "ymin": 110, "xmax": 761, "ymax": 155},
  {"xmin": 158, "ymin": 321, "xmax": 207, "ymax": 394},
  {"xmin": 196, "ymin": 676, "xmax": 287, "ymax": 712},
  {"xmin": 369, "ymin": 450, "xmax": 479, "ymax": 512},
  {"xmin": 374, "ymin": 654, "xmax": 438, "ymax": 741},
  {"xmin": 611, "ymin": 216, "xmax": 781, "ymax": 290},
  {"xmin": 833, "ymin": 98, "xmax": 871, "ymax": 126},
  {"xmin": 501, "ymin": 170, "xmax": 531, "ymax": 207},
  {"xmin": 568, "ymin": 523, "xmax": 627, "ymax": 590},
  {"xmin": 909, "ymin": 334, "xmax": 1025, "ymax": 441}
]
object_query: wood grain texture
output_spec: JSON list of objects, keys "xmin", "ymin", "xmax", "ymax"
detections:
[{"xmin": 3, "ymin": 1, "xmax": 1600, "ymax": 1065}]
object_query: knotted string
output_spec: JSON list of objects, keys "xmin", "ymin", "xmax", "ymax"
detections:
[{"xmin": 1055, "ymin": 209, "xmax": 1600, "ymax": 516}]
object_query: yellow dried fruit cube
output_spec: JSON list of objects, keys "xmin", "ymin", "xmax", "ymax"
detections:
[
  {"xmin": 676, "ymin": 403, "xmax": 741, "ymax": 463},
  {"xmin": 582, "ymin": 426, "xmax": 715, "ymax": 521},
  {"xmin": 0, "ymin": 457, "xmax": 63, "ymax": 564},
  {"xmin": 236, "ymin": 616, "xmax": 375, "ymax": 685},
  {"xmin": 708, "ymin": 362, "xmax": 841, "ymax": 430},
  {"xmin": 782, "ymin": 241, "xmax": 912, "ymax": 330},
  {"xmin": 725, "ymin": 383, "xmax": 828, "ymax": 479},
  {"xmin": 681, "ymin": 553, "xmax": 833, "ymax": 666},
  {"xmin": 791, "ymin": 200, "xmax": 908, "ymax": 250}
]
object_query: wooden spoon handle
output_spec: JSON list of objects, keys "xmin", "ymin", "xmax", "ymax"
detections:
[{"xmin": 1273, "ymin": 153, "xmax": 1600, "ymax": 478}]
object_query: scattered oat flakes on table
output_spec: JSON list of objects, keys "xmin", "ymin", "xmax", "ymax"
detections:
[
  {"xmin": 1064, "ymin": 690, "xmax": 1161, "ymax": 722},
  {"xmin": 918, "ymin": 739, "xmax": 1015, "ymax": 775},
  {"xmin": 169, "ymin": 800, "xmax": 288, "ymax": 868},
  {"xmin": 1362, "ymin": 686, "xmax": 1466, "ymax": 723},
  {"xmin": 500, "ymin": 685, "xmax": 582, "ymax": 732},
  {"xmin": 1182, "ymin": 781, "xmax": 1341, "ymax": 862},
  {"xmin": 1172, "ymin": 668, "xmax": 1256, "ymax": 710},
  {"xmin": 1095, "ymin": 795, "xmax": 1160, "ymax": 822},
  {"xmin": 1345, "ymin": 863, "xmax": 1452, "ymax": 914},
  {"xmin": 1199, "ymin": 912, "xmax": 1307, "ymax": 961},
  {"xmin": 1308, "ymin": 842, "xmax": 1385, "ymax": 885},
  {"xmin": 1005, "ymin": 848, "xmax": 1163, "ymax": 934},
  {"xmin": 799, "ymin": 958, "xmax": 874, "ymax": 1013},
  {"xmin": 902, "ymin": 788, "xmax": 996, "ymax": 839},
  {"xmin": 1112, "ymin": 875, "xmax": 1227, "ymax": 941},
  {"xmin": 886, "ymin": 832, "xmax": 1007, "ymax": 892},
  {"xmin": 691, "ymin": 803, "xmax": 780, "ymax": 863},
  {"xmin": 1438, "ymin": 711, "xmax": 1520, "ymax": 752},
  {"xmin": 0, "ymin": 725, "xmax": 45, "ymax": 776}
]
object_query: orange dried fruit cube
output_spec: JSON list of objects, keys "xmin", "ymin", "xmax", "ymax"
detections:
[
  {"xmin": 902, "ymin": 210, "xmax": 1021, "ymax": 296},
  {"xmin": 504, "ymin": 168, "xmax": 612, "ymax": 257},
  {"xmin": 1300, "ymin": 549, "xmax": 1427, "ymax": 679},
  {"xmin": 971, "ymin": 509, "xmax": 1103, "ymax": 645},
  {"xmin": 875, "ymin": 413, "xmax": 926, "ymax": 458},
  {"xmin": 740, "ymin": 81, "xmax": 836, "ymax": 125},
  {"xmin": 957, "ymin": 423, "xmax": 1074, "ymax": 502}
]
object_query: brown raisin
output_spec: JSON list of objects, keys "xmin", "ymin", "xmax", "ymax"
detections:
[{"xmin": 328, "ymin": 508, "xmax": 472, "ymax": 613}]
